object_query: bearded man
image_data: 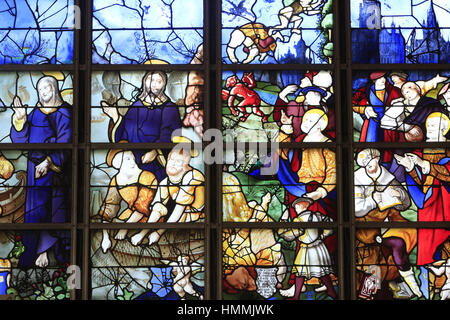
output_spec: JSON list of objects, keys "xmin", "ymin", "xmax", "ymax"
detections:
[
  {"xmin": 131, "ymin": 146, "xmax": 204, "ymax": 246},
  {"xmin": 102, "ymin": 71, "xmax": 182, "ymax": 181}
]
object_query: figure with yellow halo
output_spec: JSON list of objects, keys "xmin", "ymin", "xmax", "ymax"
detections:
[
  {"xmin": 131, "ymin": 143, "xmax": 205, "ymax": 247},
  {"xmin": 99, "ymin": 146, "xmax": 158, "ymax": 253},
  {"xmin": 354, "ymin": 148, "xmax": 421, "ymax": 298},
  {"xmin": 10, "ymin": 75, "xmax": 72, "ymax": 268},
  {"xmin": 276, "ymin": 108, "xmax": 337, "ymax": 294},
  {"xmin": 101, "ymin": 70, "xmax": 181, "ymax": 181}
]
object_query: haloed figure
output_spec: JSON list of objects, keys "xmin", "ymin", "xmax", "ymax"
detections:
[
  {"xmin": 11, "ymin": 76, "xmax": 72, "ymax": 268},
  {"xmin": 102, "ymin": 71, "xmax": 181, "ymax": 181}
]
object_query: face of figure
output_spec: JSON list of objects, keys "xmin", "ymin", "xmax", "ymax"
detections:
[
  {"xmin": 402, "ymin": 83, "xmax": 420, "ymax": 102},
  {"xmin": 38, "ymin": 80, "xmax": 54, "ymax": 104},
  {"xmin": 304, "ymin": 91, "xmax": 321, "ymax": 106},
  {"xmin": 146, "ymin": 73, "xmax": 166, "ymax": 97},
  {"xmin": 365, "ymin": 156, "xmax": 380, "ymax": 176},
  {"xmin": 390, "ymin": 75, "xmax": 406, "ymax": 87},
  {"xmin": 114, "ymin": 151, "xmax": 137, "ymax": 171},
  {"xmin": 374, "ymin": 77, "xmax": 386, "ymax": 89},
  {"xmin": 294, "ymin": 201, "xmax": 309, "ymax": 214},
  {"xmin": 426, "ymin": 117, "xmax": 447, "ymax": 141},
  {"xmin": 166, "ymin": 150, "xmax": 190, "ymax": 179},
  {"xmin": 301, "ymin": 112, "xmax": 324, "ymax": 134}
]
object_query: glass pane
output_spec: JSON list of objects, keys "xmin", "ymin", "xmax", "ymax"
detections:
[
  {"xmin": 91, "ymin": 229, "xmax": 204, "ymax": 300},
  {"xmin": 223, "ymin": 148, "xmax": 336, "ymax": 222},
  {"xmin": 223, "ymin": 228, "xmax": 338, "ymax": 300},
  {"xmin": 92, "ymin": 0, "xmax": 204, "ymax": 64},
  {"xmin": 351, "ymin": 0, "xmax": 450, "ymax": 64},
  {"xmin": 356, "ymin": 228, "xmax": 449, "ymax": 300},
  {"xmin": 90, "ymin": 147, "xmax": 205, "ymax": 224},
  {"xmin": 0, "ymin": 230, "xmax": 71, "ymax": 300},
  {"xmin": 222, "ymin": 70, "xmax": 335, "ymax": 142},
  {"xmin": 354, "ymin": 148, "xmax": 450, "ymax": 223},
  {"xmin": 0, "ymin": 150, "xmax": 71, "ymax": 224},
  {"xmin": 0, "ymin": 0, "xmax": 74, "ymax": 64},
  {"xmin": 91, "ymin": 70, "xmax": 204, "ymax": 143},
  {"xmin": 353, "ymin": 70, "xmax": 450, "ymax": 142},
  {"xmin": 222, "ymin": 0, "xmax": 333, "ymax": 64},
  {"xmin": 0, "ymin": 72, "xmax": 73, "ymax": 144}
]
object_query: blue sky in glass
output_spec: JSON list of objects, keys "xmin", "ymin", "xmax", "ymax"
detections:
[
  {"xmin": 0, "ymin": 0, "xmax": 74, "ymax": 64},
  {"xmin": 351, "ymin": 0, "xmax": 450, "ymax": 41},
  {"xmin": 92, "ymin": 0, "xmax": 203, "ymax": 64}
]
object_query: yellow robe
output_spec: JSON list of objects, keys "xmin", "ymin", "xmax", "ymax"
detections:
[
  {"xmin": 98, "ymin": 170, "xmax": 157, "ymax": 222},
  {"xmin": 157, "ymin": 169, "xmax": 205, "ymax": 222}
]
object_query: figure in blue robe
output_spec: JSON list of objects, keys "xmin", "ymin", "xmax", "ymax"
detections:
[
  {"xmin": 10, "ymin": 76, "xmax": 72, "ymax": 268},
  {"xmin": 106, "ymin": 71, "xmax": 182, "ymax": 181}
]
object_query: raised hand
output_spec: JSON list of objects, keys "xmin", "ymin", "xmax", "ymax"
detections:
[
  {"xmin": 280, "ymin": 110, "xmax": 293, "ymax": 126},
  {"xmin": 279, "ymin": 84, "xmax": 299, "ymax": 102},
  {"xmin": 394, "ymin": 154, "xmax": 414, "ymax": 172},
  {"xmin": 101, "ymin": 100, "xmax": 119, "ymax": 123},
  {"xmin": 12, "ymin": 96, "xmax": 27, "ymax": 120}
]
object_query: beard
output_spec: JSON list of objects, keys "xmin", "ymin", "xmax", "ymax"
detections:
[
  {"xmin": 366, "ymin": 165, "xmax": 379, "ymax": 176},
  {"xmin": 167, "ymin": 166, "xmax": 183, "ymax": 178},
  {"xmin": 40, "ymin": 93, "xmax": 54, "ymax": 105}
]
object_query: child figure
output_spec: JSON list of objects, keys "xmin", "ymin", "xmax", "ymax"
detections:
[{"xmin": 278, "ymin": 197, "xmax": 336, "ymax": 299}]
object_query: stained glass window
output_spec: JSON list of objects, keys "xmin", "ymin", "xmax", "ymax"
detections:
[
  {"xmin": 91, "ymin": 229, "xmax": 204, "ymax": 300},
  {"xmin": 1, "ymin": 0, "xmax": 449, "ymax": 303},
  {"xmin": 0, "ymin": 72, "xmax": 73, "ymax": 143}
]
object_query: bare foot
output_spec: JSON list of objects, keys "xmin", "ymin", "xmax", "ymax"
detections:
[
  {"xmin": 148, "ymin": 232, "xmax": 161, "ymax": 246},
  {"xmin": 115, "ymin": 229, "xmax": 128, "ymax": 240},
  {"xmin": 131, "ymin": 232, "xmax": 146, "ymax": 246},
  {"xmin": 35, "ymin": 252, "xmax": 48, "ymax": 268},
  {"xmin": 101, "ymin": 235, "xmax": 112, "ymax": 253}
]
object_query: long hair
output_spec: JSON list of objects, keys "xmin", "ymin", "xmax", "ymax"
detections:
[
  {"xmin": 137, "ymin": 71, "xmax": 168, "ymax": 101},
  {"xmin": 37, "ymin": 76, "xmax": 63, "ymax": 106}
]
